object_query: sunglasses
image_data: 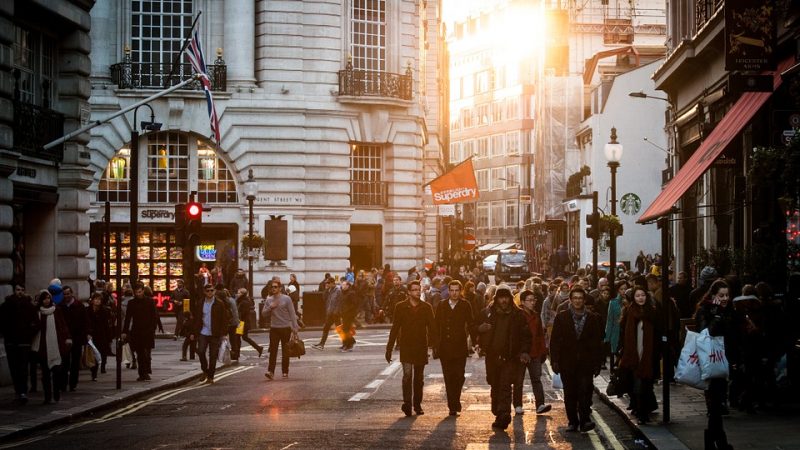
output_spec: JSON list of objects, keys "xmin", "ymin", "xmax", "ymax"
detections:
[
  {"xmin": 270, "ymin": 285, "xmax": 280, "ymax": 289},
  {"xmin": 204, "ymin": 288, "xmax": 215, "ymax": 292}
]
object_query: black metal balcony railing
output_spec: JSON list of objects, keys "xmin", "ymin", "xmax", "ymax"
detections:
[
  {"xmin": 694, "ymin": 0, "xmax": 724, "ymax": 34},
  {"xmin": 13, "ymin": 100, "xmax": 64, "ymax": 161},
  {"xmin": 110, "ymin": 61, "xmax": 227, "ymax": 91},
  {"xmin": 351, "ymin": 181, "xmax": 388, "ymax": 207},
  {"xmin": 338, "ymin": 61, "xmax": 412, "ymax": 100}
]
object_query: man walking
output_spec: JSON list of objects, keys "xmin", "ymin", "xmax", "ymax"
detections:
[
  {"xmin": 550, "ymin": 287, "xmax": 604, "ymax": 432},
  {"xmin": 122, "ymin": 282, "xmax": 159, "ymax": 382},
  {"xmin": 189, "ymin": 284, "xmax": 228, "ymax": 383},
  {"xmin": 312, "ymin": 277, "xmax": 341, "ymax": 350},
  {"xmin": 262, "ymin": 280, "xmax": 299, "ymax": 379},
  {"xmin": 338, "ymin": 280, "xmax": 360, "ymax": 352},
  {"xmin": 434, "ymin": 280, "xmax": 476, "ymax": 416},
  {"xmin": 59, "ymin": 285, "xmax": 88, "ymax": 391},
  {"xmin": 0, "ymin": 285, "xmax": 39, "ymax": 404},
  {"xmin": 171, "ymin": 279, "xmax": 191, "ymax": 342},
  {"xmin": 516, "ymin": 289, "xmax": 552, "ymax": 415},
  {"xmin": 385, "ymin": 280, "xmax": 437, "ymax": 416},
  {"xmin": 476, "ymin": 284, "xmax": 531, "ymax": 430}
]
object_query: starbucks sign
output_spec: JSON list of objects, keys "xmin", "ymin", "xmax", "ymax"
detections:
[{"xmin": 620, "ymin": 193, "xmax": 641, "ymax": 215}]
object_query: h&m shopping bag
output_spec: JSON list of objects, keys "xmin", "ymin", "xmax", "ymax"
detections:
[
  {"xmin": 696, "ymin": 328, "xmax": 729, "ymax": 380},
  {"xmin": 675, "ymin": 329, "xmax": 707, "ymax": 390}
]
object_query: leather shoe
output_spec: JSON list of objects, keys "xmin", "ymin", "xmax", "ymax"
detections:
[
  {"xmin": 414, "ymin": 408, "xmax": 424, "ymax": 415},
  {"xmin": 566, "ymin": 423, "xmax": 579, "ymax": 432},
  {"xmin": 580, "ymin": 421, "xmax": 596, "ymax": 432},
  {"xmin": 491, "ymin": 420, "xmax": 508, "ymax": 430},
  {"xmin": 401, "ymin": 404, "xmax": 412, "ymax": 417}
]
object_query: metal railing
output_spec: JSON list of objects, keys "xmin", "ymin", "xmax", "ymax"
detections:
[
  {"xmin": 110, "ymin": 60, "xmax": 226, "ymax": 91},
  {"xmin": 350, "ymin": 181, "xmax": 388, "ymax": 206},
  {"xmin": 694, "ymin": 0, "xmax": 724, "ymax": 34},
  {"xmin": 13, "ymin": 100, "xmax": 64, "ymax": 160},
  {"xmin": 338, "ymin": 61, "xmax": 412, "ymax": 100}
]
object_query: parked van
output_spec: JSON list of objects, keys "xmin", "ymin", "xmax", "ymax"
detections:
[{"xmin": 495, "ymin": 249, "xmax": 531, "ymax": 282}]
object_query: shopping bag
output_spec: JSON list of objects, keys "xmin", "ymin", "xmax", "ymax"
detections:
[
  {"xmin": 552, "ymin": 373, "xmax": 563, "ymax": 389},
  {"xmin": 218, "ymin": 337, "xmax": 232, "ymax": 365},
  {"xmin": 606, "ymin": 367, "xmax": 632, "ymax": 397},
  {"xmin": 675, "ymin": 329, "xmax": 708, "ymax": 389},
  {"xmin": 286, "ymin": 331, "xmax": 306, "ymax": 358},
  {"xmin": 122, "ymin": 343, "xmax": 133, "ymax": 365},
  {"xmin": 696, "ymin": 328, "xmax": 729, "ymax": 380},
  {"xmin": 87, "ymin": 339, "xmax": 102, "ymax": 363},
  {"xmin": 80, "ymin": 344, "xmax": 97, "ymax": 369},
  {"xmin": 236, "ymin": 321, "xmax": 245, "ymax": 335}
]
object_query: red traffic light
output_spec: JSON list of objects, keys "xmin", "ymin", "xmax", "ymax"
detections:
[{"xmin": 186, "ymin": 202, "xmax": 202, "ymax": 219}]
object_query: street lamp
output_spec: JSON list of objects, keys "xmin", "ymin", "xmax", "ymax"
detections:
[
  {"xmin": 604, "ymin": 127, "xmax": 623, "ymax": 289},
  {"xmin": 628, "ymin": 91, "xmax": 670, "ymax": 102},
  {"xmin": 244, "ymin": 169, "xmax": 258, "ymax": 301}
]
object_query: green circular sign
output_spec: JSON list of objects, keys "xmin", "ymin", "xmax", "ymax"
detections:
[{"xmin": 620, "ymin": 193, "xmax": 641, "ymax": 215}]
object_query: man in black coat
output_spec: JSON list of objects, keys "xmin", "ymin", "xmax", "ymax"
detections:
[
  {"xmin": 434, "ymin": 279, "xmax": 476, "ymax": 416},
  {"xmin": 59, "ymin": 285, "xmax": 88, "ymax": 391},
  {"xmin": 385, "ymin": 280, "xmax": 437, "ymax": 416},
  {"xmin": 477, "ymin": 284, "xmax": 532, "ymax": 430},
  {"xmin": 122, "ymin": 282, "xmax": 159, "ymax": 381},
  {"xmin": 550, "ymin": 286, "xmax": 604, "ymax": 432},
  {"xmin": 188, "ymin": 284, "xmax": 229, "ymax": 383},
  {"xmin": 0, "ymin": 285, "xmax": 39, "ymax": 404}
]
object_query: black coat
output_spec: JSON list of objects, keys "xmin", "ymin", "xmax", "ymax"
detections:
[
  {"xmin": 0, "ymin": 294, "xmax": 39, "ymax": 345},
  {"xmin": 236, "ymin": 295, "xmax": 257, "ymax": 331},
  {"xmin": 190, "ymin": 297, "xmax": 229, "ymax": 338},
  {"xmin": 477, "ymin": 303, "xmax": 532, "ymax": 360},
  {"xmin": 387, "ymin": 300, "xmax": 437, "ymax": 365},
  {"xmin": 88, "ymin": 306, "xmax": 114, "ymax": 352},
  {"xmin": 434, "ymin": 299, "xmax": 476, "ymax": 359},
  {"xmin": 60, "ymin": 299, "xmax": 89, "ymax": 346},
  {"xmin": 550, "ymin": 308, "xmax": 604, "ymax": 376},
  {"xmin": 123, "ymin": 295, "xmax": 159, "ymax": 349}
]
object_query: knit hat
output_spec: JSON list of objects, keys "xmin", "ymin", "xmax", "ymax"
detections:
[
  {"xmin": 476, "ymin": 282, "xmax": 487, "ymax": 294},
  {"xmin": 494, "ymin": 283, "xmax": 513, "ymax": 299},
  {"xmin": 699, "ymin": 266, "xmax": 719, "ymax": 285}
]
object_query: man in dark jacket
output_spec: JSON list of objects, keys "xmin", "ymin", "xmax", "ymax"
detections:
[
  {"xmin": 339, "ymin": 280, "xmax": 360, "ymax": 351},
  {"xmin": 0, "ymin": 285, "xmax": 39, "ymax": 404},
  {"xmin": 477, "ymin": 284, "xmax": 532, "ymax": 430},
  {"xmin": 385, "ymin": 280, "xmax": 437, "ymax": 416},
  {"xmin": 312, "ymin": 278, "xmax": 341, "ymax": 350},
  {"xmin": 122, "ymin": 282, "xmax": 159, "ymax": 381},
  {"xmin": 550, "ymin": 286, "xmax": 604, "ymax": 432},
  {"xmin": 59, "ymin": 285, "xmax": 88, "ymax": 391},
  {"xmin": 434, "ymin": 280, "xmax": 476, "ymax": 416},
  {"xmin": 189, "ymin": 284, "xmax": 229, "ymax": 383},
  {"xmin": 171, "ymin": 279, "xmax": 191, "ymax": 342}
]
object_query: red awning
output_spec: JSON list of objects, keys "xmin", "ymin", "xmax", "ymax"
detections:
[{"xmin": 638, "ymin": 58, "xmax": 795, "ymax": 223}]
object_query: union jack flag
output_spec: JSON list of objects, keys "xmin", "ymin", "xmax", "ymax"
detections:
[{"xmin": 186, "ymin": 30, "xmax": 220, "ymax": 143}]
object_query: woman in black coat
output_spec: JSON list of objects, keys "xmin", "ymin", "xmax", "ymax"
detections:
[
  {"xmin": 122, "ymin": 283, "xmax": 159, "ymax": 381},
  {"xmin": 87, "ymin": 292, "xmax": 113, "ymax": 380}
]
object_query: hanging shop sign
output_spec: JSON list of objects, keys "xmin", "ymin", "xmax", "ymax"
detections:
[{"xmin": 725, "ymin": 0, "xmax": 776, "ymax": 71}]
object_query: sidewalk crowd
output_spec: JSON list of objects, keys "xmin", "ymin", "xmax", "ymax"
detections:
[{"xmin": 2, "ymin": 258, "xmax": 800, "ymax": 448}]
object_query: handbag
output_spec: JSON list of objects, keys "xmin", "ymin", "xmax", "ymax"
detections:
[
  {"xmin": 121, "ymin": 343, "xmax": 133, "ymax": 365},
  {"xmin": 236, "ymin": 321, "xmax": 245, "ymax": 335},
  {"xmin": 286, "ymin": 331, "xmax": 306, "ymax": 358},
  {"xmin": 80, "ymin": 344, "xmax": 97, "ymax": 369},
  {"xmin": 606, "ymin": 367, "xmax": 632, "ymax": 397},
  {"xmin": 696, "ymin": 328, "xmax": 729, "ymax": 380},
  {"xmin": 675, "ymin": 329, "xmax": 708, "ymax": 389}
]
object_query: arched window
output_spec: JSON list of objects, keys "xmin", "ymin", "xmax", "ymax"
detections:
[{"xmin": 98, "ymin": 132, "xmax": 237, "ymax": 204}]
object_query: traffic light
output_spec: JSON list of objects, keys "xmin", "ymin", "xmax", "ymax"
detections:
[
  {"xmin": 585, "ymin": 212, "xmax": 599, "ymax": 240},
  {"xmin": 185, "ymin": 201, "xmax": 203, "ymax": 246},
  {"xmin": 174, "ymin": 203, "xmax": 186, "ymax": 245}
]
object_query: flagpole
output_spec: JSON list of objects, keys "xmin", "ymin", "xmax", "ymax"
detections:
[{"xmin": 162, "ymin": 11, "xmax": 203, "ymax": 89}]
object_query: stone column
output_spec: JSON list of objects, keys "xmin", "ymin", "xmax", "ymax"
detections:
[
  {"xmin": 56, "ymin": 28, "xmax": 95, "ymax": 300},
  {"xmin": 0, "ymin": 2, "xmax": 15, "ymax": 300},
  {"xmin": 224, "ymin": 0, "xmax": 256, "ymax": 86}
]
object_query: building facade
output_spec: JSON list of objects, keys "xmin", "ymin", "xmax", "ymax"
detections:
[{"xmin": 86, "ymin": 0, "xmax": 442, "ymax": 297}]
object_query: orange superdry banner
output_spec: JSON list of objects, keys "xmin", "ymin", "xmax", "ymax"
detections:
[{"xmin": 428, "ymin": 158, "xmax": 479, "ymax": 205}]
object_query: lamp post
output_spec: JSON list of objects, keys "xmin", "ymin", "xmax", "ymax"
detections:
[
  {"xmin": 604, "ymin": 127, "xmax": 623, "ymax": 289},
  {"xmin": 244, "ymin": 169, "xmax": 258, "ymax": 301},
  {"xmin": 628, "ymin": 91, "xmax": 670, "ymax": 102}
]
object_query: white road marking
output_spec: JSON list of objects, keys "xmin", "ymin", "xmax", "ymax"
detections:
[
  {"xmin": 380, "ymin": 361, "xmax": 401, "ymax": 376},
  {"xmin": 279, "ymin": 443, "xmax": 299, "ymax": 450},
  {"xmin": 347, "ymin": 392, "xmax": 370, "ymax": 402},
  {"xmin": 592, "ymin": 409, "xmax": 626, "ymax": 450},
  {"xmin": 364, "ymin": 379, "xmax": 384, "ymax": 389}
]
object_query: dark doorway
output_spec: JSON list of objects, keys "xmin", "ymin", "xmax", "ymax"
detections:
[{"xmin": 350, "ymin": 224, "xmax": 382, "ymax": 271}]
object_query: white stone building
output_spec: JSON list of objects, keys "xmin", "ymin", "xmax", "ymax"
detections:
[{"xmin": 85, "ymin": 0, "xmax": 444, "ymax": 298}]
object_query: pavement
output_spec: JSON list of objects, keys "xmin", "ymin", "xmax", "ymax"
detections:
[{"xmin": 2, "ymin": 316, "xmax": 798, "ymax": 448}]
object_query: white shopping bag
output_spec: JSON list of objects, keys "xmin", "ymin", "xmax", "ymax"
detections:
[
  {"xmin": 696, "ymin": 328, "xmax": 729, "ymax": 380},
  {"xmin": 87, "ymin": 339, "xmax": 102, "ymax": 363},
  {"xmin": 675, "ymin": 329, "xmax": 707, "ymax": 390},
  {"xmin": 218, "ymin": 337, "xmax": 232, "ymax": 365},
  {"xmin": 552, "ymin": 373, "xmax": 563, "ymax": 390}
]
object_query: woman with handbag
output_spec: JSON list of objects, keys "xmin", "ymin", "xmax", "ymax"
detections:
[
  {"xmin": 695, "ymin": 279, "xmax": 739, "ymax": 450},
  {"xmin": 618, "ymin": 286, "xmax": 660, "ymax": 424},
  {"xmin": 87, "ymin": 292, "xmax": 113, "ymax": 380}
]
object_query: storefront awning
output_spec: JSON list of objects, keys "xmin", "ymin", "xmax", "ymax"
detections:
[
  {"xmin": 638, "ymin": 58, "xmax": 793, "ymax": 224},
  {"xmin": 493, "ymin": 243, "xmax": 517, "ymax": 251},
  {"xmin": 477, "ymin": 243, "xmax": 498, "ymax": 251}
]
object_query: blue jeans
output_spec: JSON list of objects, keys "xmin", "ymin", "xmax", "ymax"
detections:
[{"xmin": 198, "ymin": 335, "xmax": 221, "ymax": 380}]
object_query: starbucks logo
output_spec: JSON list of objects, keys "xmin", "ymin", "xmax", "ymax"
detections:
[{"xmin": 620, "ymin": 193, "xmax": 641, "ymax": 215}]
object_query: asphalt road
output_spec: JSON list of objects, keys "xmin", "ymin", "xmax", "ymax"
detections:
[{"xmin": 2, "ymin": 329, "xmax": 650, "ymax": 449}]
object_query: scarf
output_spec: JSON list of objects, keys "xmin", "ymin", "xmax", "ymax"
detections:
[
  {"xmin": 31, "ymin": 306, "xmax": 62, "ymax": 369},
  {"xmin": 569, "ymin": 305, "xmax": 587, "ymax": 338},
  {"xmin": 620, "ymin": 303, "xmax": 655, "ymax": 379}
]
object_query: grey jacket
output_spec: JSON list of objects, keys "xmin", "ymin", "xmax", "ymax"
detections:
[{"xmin": 323, "ymin": 286, "xmax": 342, "ymax": 316}]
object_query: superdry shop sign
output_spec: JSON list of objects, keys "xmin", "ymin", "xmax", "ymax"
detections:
[
  {"xmin": 140, "ymin": 209, "xmax": 176, "ymax": 221},
  {"xmin": 427, "ymin": 159, "xmax": 480, "ymax": 205},
  {"xmin": 725, "ymin": 0, "xmax": 776, "ymax": 71}
]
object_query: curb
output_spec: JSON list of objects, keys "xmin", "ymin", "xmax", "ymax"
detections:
[
  {"xmin": 0, "ymin": 368, "xmax": 207, "ymax": 443},
  {"xmin": 594, "ymin": 377, "xmax": 690, "ymax": 450}
]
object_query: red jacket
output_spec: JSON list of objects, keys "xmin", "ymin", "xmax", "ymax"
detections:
[{"xmin": 523, "ymin": 308, "xmax": 547, "ymax": 359}]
